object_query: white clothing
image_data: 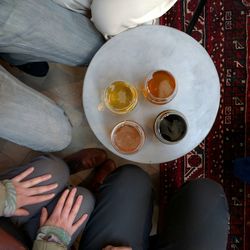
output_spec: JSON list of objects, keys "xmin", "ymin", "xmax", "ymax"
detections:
[{"xmin": 52, "ymin": 0, "xmax": 177, "ymax": 38}]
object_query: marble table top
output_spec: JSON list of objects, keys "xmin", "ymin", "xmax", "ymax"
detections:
[{"xmin": 83, "ymin": 25, "xmax": 220, "ymax": 164}]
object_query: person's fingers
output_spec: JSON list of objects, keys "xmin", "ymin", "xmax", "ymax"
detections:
[
  {"xmin": 27, "ymin": 183, "xmax": 58, "ymax": 196},
  {"xmin": 14, "ymin": 208, "xmax": 30, "ymax": 217},
  {"xmin": 12, "ymin": 167, "xmax": 34, "ymax": 182},
  {"xmin": 51, "ymin": 189, "xmax": 69, "ymax": 217},
  {"xmin": 40, "ymin": 207, "xmax": 48, "ymax": 226},
  {"xmin": 23, "ymin": 193, "xmax": 55, "ymax": 206},
  {"xmin": 68, "ymin": 195, "xmax": 83, "ymax": 223},
  {"xmin": 61, "ymin": 188, "xmax": 77, "ymax": 218},
  {"xmin": 72, "ymin": 213, "xmax": 88, "ymax": 233},
  {"xmin": 21, "ymin": 174, "xmax": 52, "ymax": 188}
]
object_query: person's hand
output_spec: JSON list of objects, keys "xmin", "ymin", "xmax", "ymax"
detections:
[
  {"xmin": 40, "ymin": 188, "xmax": 88, "ymax": 236},
  {"xmin": 103, "ymin": 246, "xmax": 132, "ymax": 250},
  {"xmin": 11, "ymin": 167, "xmax": 58, "ymax": 216}
]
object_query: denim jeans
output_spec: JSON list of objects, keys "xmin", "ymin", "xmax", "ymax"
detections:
[
  {"xmin": 0, "ymin": 0, "xmax": 104, "ymax": 66},
  {"xmin": 0, "ymin": 65, "xmax": 72, "ymax": 151}
]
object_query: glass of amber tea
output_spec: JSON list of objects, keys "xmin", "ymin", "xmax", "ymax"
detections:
[
  {"xmin": 111, "ymin": 120, "xmax": 145, "ymax": 154},
  {"xmin": 154, "ymin": 110, "xmax": 187, "ymax": 144},
  {"xmin": 144, "ymin": 70, "xmax": 177, "ymax": 105},
  {"xmin": 104, "ymin": 81, "xmax": 138, "ymax": 114}
]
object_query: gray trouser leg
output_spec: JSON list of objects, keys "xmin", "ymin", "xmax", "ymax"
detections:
[
  {"xmin": 0, "ymin": 0, "xmax": 104, "ymax": 66},
  {"xmin": 157, "ymin": 178, "xmax": 229, "ymax": 250},
  {"xmin": 0, "ymin": 155, "xmax": 95, "ymax": 244},
  {"xmin": 0, "ymin": 66, "xmax": 72, "ymax": 152},
  {"xmin": 23, "ymin": 186, "xmax": 95, "ymax": 245},
  {"xmin": 0, "ymin": 155, "xmax": 70, "ymax": 224},
  {"xmin": 79, "ymin": 165, "xmax": 154, "ymax": 250}
]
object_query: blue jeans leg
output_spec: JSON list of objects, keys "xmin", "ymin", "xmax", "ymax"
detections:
[
  {"xmin": 0, "ymin": 65, "xmax": 72, "ymax": 151},
  {"xmin": 0, "ymin": 0, "xmax": 104, "ymax": 66}
]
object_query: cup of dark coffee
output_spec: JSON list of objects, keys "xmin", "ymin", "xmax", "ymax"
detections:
[{"xmin": 154, "ymin": 110, "xmax": 187, "ymax": 144}]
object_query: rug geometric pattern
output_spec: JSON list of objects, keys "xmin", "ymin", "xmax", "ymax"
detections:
[{"xmin": 160, "ymin": 1, "xmax": 250, "ymax": 249}]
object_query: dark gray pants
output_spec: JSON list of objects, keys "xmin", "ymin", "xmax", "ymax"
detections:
[
  {"xmin": 80, "ymin": 165, "xmax": 229, "ymax": 250},
  {"xmin": 0, "ymin": 155, "xmax": 95, "ymax": 246}
]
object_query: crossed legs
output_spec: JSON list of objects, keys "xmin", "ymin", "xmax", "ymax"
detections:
[
  {"xmin": 80, "ymin": 166, "xmax": 229, "ymax": 250},
  {"xmin": 0, "ymin": 158, "xmax": 229, "ymax": 250},
  {"xmin": 0, "ymin": 155, "xmax": 95, "ymax": 246}
]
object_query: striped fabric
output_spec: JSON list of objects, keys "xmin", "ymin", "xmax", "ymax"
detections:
[
  {"xmin": 37, "ymin": 226, "xmax": 71, "ymax": 247},
  {"xmin": 2, "ymin": 180, "xmax": 16, "ymax": 217}
]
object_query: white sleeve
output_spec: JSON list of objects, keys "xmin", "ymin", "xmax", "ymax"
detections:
[
  {"xmin": 52, "ymin": 0, "xmax": 92, "ymax": 14},
  {"xmin": 91, "ymin": 0, "xmax": 177, "ymax": 39}
]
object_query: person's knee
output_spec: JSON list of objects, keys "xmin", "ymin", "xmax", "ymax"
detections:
[
  {"xmin": 31, "ymin": 155, "xmax": 69, "ymax": 191},
  {"xmin": 73, "ymin": 44, "xmax": 103, "ymax": 66},
  {"xmin": 75, "ymin": 187, "xmax": 95, "ymax": 222},
  {"xmin": 69, "ymin": 30, "xmax": 104, "ymax": 66},
  {"xmin": 112, "ymin": 165, "xmax": 152, "ymax": 193},
  {"xmin": 184, "ymin": 178, "xmax": 228, "ymax": 208},
  {"xmin": 188, "ymin": 178, "xmax": 225, "ymax": 195}
]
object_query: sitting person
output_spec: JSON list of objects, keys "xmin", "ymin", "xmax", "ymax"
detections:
[
  {"xmin": 0, "ymin": 148, "xmax": 115, "ymax": 249},
  {"xmin": 0, "ymin": 0, "xmax": 177, "ymax": 76},
  {"xmin": 1, "ymin": 147, "xmax": 229, "ymax": 250},
  {"xmin": 79, "ymin": 167, "xmax": 229, "ymax": 250},
  {"xmin": 0, "ymin": 0, "xmax": 104, "ymax": 76},
  {"xmin": 53, "ymin": 0, "xmax": 178, "ymax": 39}
]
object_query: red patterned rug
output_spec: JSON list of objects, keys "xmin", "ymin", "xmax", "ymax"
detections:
[{"xmin": 159, "ymin": 1, "xmax": 250, "ymax": 249}]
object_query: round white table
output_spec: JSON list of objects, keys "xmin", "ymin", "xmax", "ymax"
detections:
[{"xmin": 83, "ymin": 25, "xmax": 220, "ymax": 164}]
